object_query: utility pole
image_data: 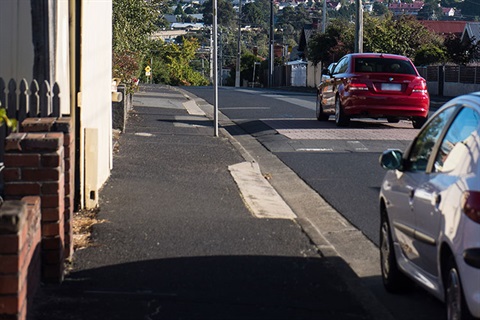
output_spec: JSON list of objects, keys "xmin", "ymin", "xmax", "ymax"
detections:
[
  {"xmin": 268, "ymin": 0, "xmax": 274, "ymax": 87},
  {"xmin": 219, "ymin": 31, "xmax": 223, "ymax": 86},
  {"xmin": 322, "ymin": 0, "xmax": 327, "ymax": 33},
  {"xmin": 213, "ymin": 0, "xmax": 219, "ymax": 136},
  {"xmin": 235, "ymin": 0, "xmax": 242, "ymax": 87},
  {"xmin": 355, "ymin": 0, "xmax": 363, "ymax": 53}
]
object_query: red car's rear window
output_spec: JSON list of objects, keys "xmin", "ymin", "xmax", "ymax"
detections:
[{"xmin": 354, "ymin": 58, "xmax": 417, "ymax": 75}]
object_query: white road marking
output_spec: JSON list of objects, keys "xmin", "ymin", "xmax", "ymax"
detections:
[
  {"xmin": 347, "ymin": 141, "xmax": 368, "ymax": 151},
  {"xmin": 296, "ymin": 148, "xmax": 334, "ymax": 152},
  {"xmin": 135, "ymin": 133, "xmax": 154, "ymax": 137}
]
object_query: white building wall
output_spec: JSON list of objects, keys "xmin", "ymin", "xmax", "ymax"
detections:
[
  {"xmin": 56, "ymin": 0, "xmax": 71, "ymax": 115},
  {"xmin": 0, "ymin": 1, "xmax": 34, "ymax": 82},
  {"xmin": 0, "ymin": 1, "xmax": 70, "ymax": 114},
  {"xmin": 306, "ymin": 61, "xmax": 323, "ymax": 88},
  {"xmin": 81, "ymin": 0, "xmax": 113, "ymax": 207}
]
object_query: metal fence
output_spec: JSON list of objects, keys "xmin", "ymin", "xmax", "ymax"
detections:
[{"xmin": 414, "ymin": 65, "xmax": 480, "ymax": 96}]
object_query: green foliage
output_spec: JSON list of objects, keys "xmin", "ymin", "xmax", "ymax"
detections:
[
  {"xmin": 146, "ymin": 38, "xmax": 209, "ymax": 86},
  {"xmin": 242, "ymin": 0, "xmax": 273, "ymax": 30},
  {"xmin": 308, "ymin": 13, "xmax": 445, "ymax": 65},
  {"xmin": 363, "ymin": 14, "xmax": 443, "ymax": 58},
  {"xmin": 307, "ymin": 19, "xmax": 354, "ymax": 65},
  {"xmin": 372, "ymin": 2, "xmax": 388, "ymax": 16},
  {"xmin": 414, "ymin": 44, "xmax": 446, "ymax": 65},
  {"xmin": 174, "ymin": 4, "xmax": 185, "ymax": 15},
  {"xmin": 113, "ymin": 0, "xmax": 161, "ymax": 91},
  {"xmin": 417, "ymin": 0, "xmax": 443, "ymax": 20},
  {"xmin": 277, "ymin": 6, "xmax": 311, "ymax": 31},
  {"xmin": 458, "ymin": 0, "xmax": 480, "ymax": 19},
  {"xmin": 112, "ymin": 0, "xmax": 159, "ymax": 54},
  {"xmin": 202, "ymin": 0, "xmax": 236, "ymax": 28},
  {"xmin": 444, "ymin": 34, "xmax": 480, "ymax": 64},
  {"xmin": 0, "ymin": 106, "xmax": 17, "ymax": 131},
  {"xmin": 113, "ymin": 51, "xmax": 140, "ymax": 94}
]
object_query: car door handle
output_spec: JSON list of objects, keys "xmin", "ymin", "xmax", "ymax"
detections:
[
  {"xmin": 432, "ymin": 193, "xmax": 441, "ymax": 209},
  {"xmin": 408, "ymin": 187, "xmax": 415, "ymax": 209}
]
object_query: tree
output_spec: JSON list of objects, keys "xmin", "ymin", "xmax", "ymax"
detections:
[
  {"xmin": 372, "ymin": 2, "xmax": 388, "ymax": 16},
  {"xmin": 113, "ymin": 0, "xmax": 161, "ymax": 92},
  {"xmin": 202, "ymin": 0, "xmax": 235, "ymax": 28},
  {"xmin": 277, "ymin": 6, "xmax": 311, "ymax": 30},
  {"xmin": 458, "ymin": 0, "xmax": 480, "ymax": 20},
  {"xmin": 414, "ymin": 44, "xmax": 446, "ymax": 65},
  {"xmin": 363, "ymin": 14, "xmax": 443, "ymax": 58},
  {"xmin": 146, "ymin": 38, "xmax": 209, "ymax": 86},
  {"xmin": 242, "ymin": 0, "xmax": 273, "ymax": 30},
  {"xmin": 417, "ymin": 0, "xmax": 442, "ymax": 20},
  {"xmin": 174, "ymin": 4, "xmax": 185, "ymax": 15},
  {"xmin": 308, "ymin": 13, "xmax": 445, "ymax": 65},
  {"xmin": 444, "ymin": 34, "xmax": 480, "ymax": 64},
  {"xmin": 307, "ymin": 19, "xmax": 354, "ymax": 65},
  {"xmin": 113, "ymin": 0, "xmax": 159, "ymax": 54}
]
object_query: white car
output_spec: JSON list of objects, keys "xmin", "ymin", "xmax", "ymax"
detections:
[{"xmin": 379, "ymin": 92, "xmax": 480, "ymax": 320}]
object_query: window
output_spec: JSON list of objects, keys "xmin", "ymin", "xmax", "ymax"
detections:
[
  {"xmin": 407, "ymin": 106, "xmax": 458, "ymax": 172},
  {"xmin": 434, "ymin": 107, "xmax": 479, "ymax": 172},
  {"xmin": 354, "ymin": 58, "xmax": 417, "ymax": 75},
  {"xmin": 333, "ymin": 57, "xmax": 348, "ymax": 74}
]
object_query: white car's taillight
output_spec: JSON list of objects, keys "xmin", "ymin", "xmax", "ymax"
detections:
[{"xmin": 462, "ymin": 191, "xmax": 480, "ymax": 224}]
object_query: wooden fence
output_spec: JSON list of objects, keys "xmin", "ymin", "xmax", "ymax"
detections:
[{"xmin": 0, "ymin": 78, "xmax": 61, "ymax": 122}]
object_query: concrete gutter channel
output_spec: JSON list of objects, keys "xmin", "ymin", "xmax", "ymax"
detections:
[{"xmin": 175, "ymin": 86, "xmax": 397, "ymax": 320}]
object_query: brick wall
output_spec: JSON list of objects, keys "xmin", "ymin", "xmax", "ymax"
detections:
[
  {"xmin": 21, "ymin": 118, "xmax": 75, "ymax": 259},
  {"xmin": 0, "ymin": 197, "xmax": 42, "ymax": 320},
  {"xmin": 4, "ymin": 131, "xmax": 66, "ymax": 283}
]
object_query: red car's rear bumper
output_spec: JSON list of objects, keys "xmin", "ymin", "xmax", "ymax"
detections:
[{"xmin": 343, "ymin": 94, "xmax": 430, "ymax": 119}]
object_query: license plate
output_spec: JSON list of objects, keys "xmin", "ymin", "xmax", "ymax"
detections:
[{"xmin": 381, "ymin": 83, "xmax": 401, "ymax": 91}]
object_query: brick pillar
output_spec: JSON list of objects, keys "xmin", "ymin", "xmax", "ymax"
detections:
[
  {"xmin": 21, "ymin": 118, "xmax": 75, "ymax": 259},
  {"xmin": 0, "ymin": 197, "xmax": 42, "ymax": 320},
  {"xmin": 4, "ymin": 132, "xmax": 65, "ymax": 283}
]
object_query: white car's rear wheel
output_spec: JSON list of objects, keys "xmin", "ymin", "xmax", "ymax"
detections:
[{"xmin": 445, "ymin": 257, "xmax": 474, "ymax": 320}]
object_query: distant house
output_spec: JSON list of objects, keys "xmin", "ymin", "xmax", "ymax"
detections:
[
  {"xmin": 420, "ymin": 20, "xmax": 467, "ymax": 38},
  {"xmin": 462, "ymin": 22, "xmax": 480, "ymax": 46},
  {"xmin": 327, "ymin": 1, "xmax": 342, "ymax": 11},
  {"xmin": 461, "ymin": 22, "xmax": 480, "ymax": 61},
  {"xmin": 297, "ymin": 19, "xmax": 321, "ymax": 61},
  {"xmin": 388, "ymin": 1, "xmax": 424, "ymax": 16},
  {"xmin": 442, "ymin": 7, "xmax": 455, "ymax": 17},
  {"xmin": 171, "ymin": 22, "xmax": 205, "ymax": 31}
]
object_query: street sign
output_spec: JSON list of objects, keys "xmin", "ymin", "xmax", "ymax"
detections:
[
  {"xmin": 145, "ymin": 71, "xmax": 151, "ymax": 76},
  {"xmin": 145, "ymin": 66, "xmax": 151, "ymax": 73}
]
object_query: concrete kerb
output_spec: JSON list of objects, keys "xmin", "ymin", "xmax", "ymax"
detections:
[{"xmin": 174, "ymin": 87, "xmax": 395, "ymax": 320}]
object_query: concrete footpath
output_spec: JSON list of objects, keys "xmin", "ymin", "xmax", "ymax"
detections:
[{"xmin": 31, "ymin": 84, "xmax": 392, "ymax": 320}]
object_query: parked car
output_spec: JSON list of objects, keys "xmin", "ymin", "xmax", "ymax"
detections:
[
  {"xmin": 316, "ymin": 53, "xmax": 430, "ymax": 128},
  {"xmin": 378, "ymin": 92, "xmax": 480, "ymax": 320}
]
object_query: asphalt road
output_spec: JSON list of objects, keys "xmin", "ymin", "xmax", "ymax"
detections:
[{"xmin": 180, "ymin": 86, "xmax": 446, "ymax": 320}]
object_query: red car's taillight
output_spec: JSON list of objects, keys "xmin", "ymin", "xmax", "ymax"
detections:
[
  {"xmin": 462, "ymin": 191, "xmax": 480, "ymax": 224},
  {"xmin": 412, "ymin": 80, "xmax": 428, "ymax": 94},
  {"xmin": 347, "ymin": 83, "xmax": 368, "ymax": 92}
]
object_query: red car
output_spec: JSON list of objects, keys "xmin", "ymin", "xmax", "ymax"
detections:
[{"xmin": 316, "ymin": 53, "xmax": 430, "ymax": 128}]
